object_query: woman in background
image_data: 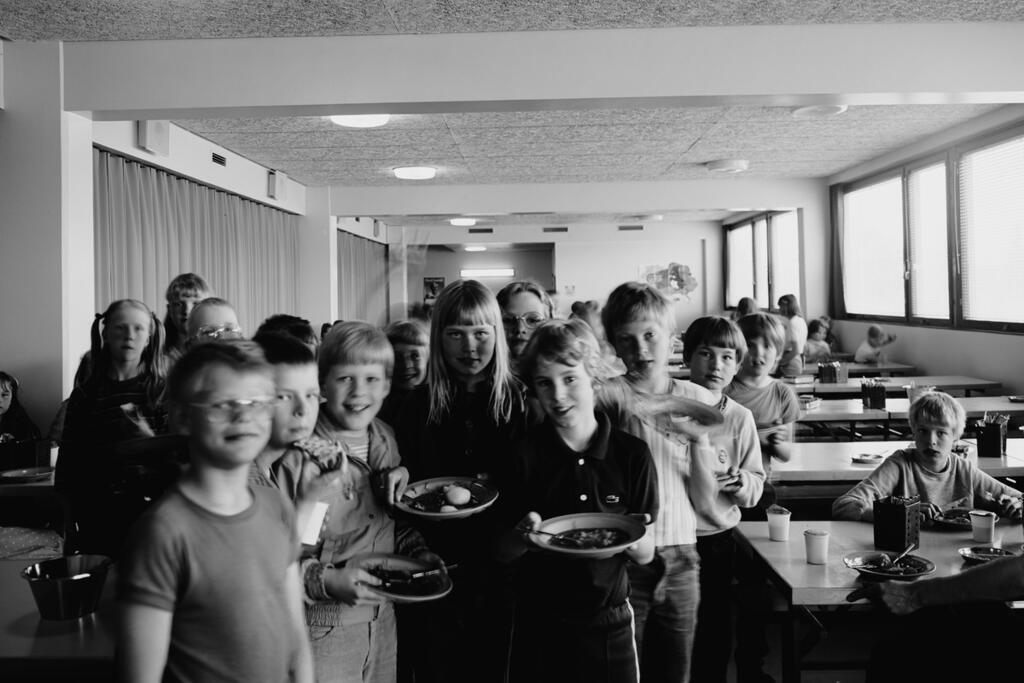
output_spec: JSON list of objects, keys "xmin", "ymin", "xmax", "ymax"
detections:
[
  {"xmin": 775, "ymin": 294, "xmax": 807, "ymax": 377},
  {"xmin": 496, "ymin": 280, "xmax": 553, "ymax": 371}
]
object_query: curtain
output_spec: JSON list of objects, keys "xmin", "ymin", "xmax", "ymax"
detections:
[
  {"xmin": 93, "ymin": 148, "xmax": 300, "ymax": 333},
  {"xmin": 337, "ymin": 230, "xmax": 388, "ymax": 326}
]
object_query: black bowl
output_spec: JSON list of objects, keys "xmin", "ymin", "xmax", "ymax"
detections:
[{"xmin": 21, "ymin": 555, "xmax": 112, "ymax": 620}]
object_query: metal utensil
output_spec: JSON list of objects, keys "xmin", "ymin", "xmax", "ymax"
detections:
[
  {"xmin": 889, "ymin": 542, "xmax": 917, "ymax": 567},
  {"xmin": 520, "ymin": 526, "xmax": 583, "ymax": 546}
]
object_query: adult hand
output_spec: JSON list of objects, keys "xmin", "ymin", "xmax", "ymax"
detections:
[
  {"xmin": 847, "ymin": 581, "xmax": 922, "ymax": 615},
  {"xmin": 323, "ymin": 566, "xmax": 385, "ymax": 607}
]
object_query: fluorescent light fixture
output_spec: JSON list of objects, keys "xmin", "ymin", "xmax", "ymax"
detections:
[
  {"xmin": 393, "ymin": 166, "xmax": 436, "ymax": 180},
  {"xmin": 329, "ymin": 114, "xmax": 390, "ymax": 128},
  {"xmin": 460, "ymin": 268, "xmax": 514, "ymax": 278},
  {"xmin": 464, "ymin": 246, "xmax": 487, "ymax": 252},
  {"xmin": 791, "ymin": 104, "xmax": 848, "ymax": 118},
  {"xmin": 451, "ymin": 217, "xmax": 477, "ymax": 227},
  {"xmin": 705, "ymin": 159, "xmax": 749, "ymax": 174}
]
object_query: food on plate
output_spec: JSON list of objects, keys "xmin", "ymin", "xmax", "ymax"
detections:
[
  {"xmin": 365, "ymin": 566, "xmax": 444, "ymax": 597},
  {"xmin": 934, "ymin": 507, "xmax": 973, "ymax": 528},
  {"xmin": 549, "ymin": 527, "xmax": 631, "ymax": 550},
  {"xmin": 444, "ymin": 484, "xmax": 472, "ymax": 505},
  {"xmin": 440, "ymin": 505, "xmax": 458, "ymax": 513},
  {"xmin": 856, "ymin": 556, "xmax": 931, "ymax": 575},
  {"xmin": 406, "ymin": 485, "xmax": 480, "ymax": 513}
]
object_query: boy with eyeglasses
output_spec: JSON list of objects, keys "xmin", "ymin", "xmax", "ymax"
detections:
[
  {"xmin": 186, "ymin": 297, "xmax": 244, "ymax": 344},
  {"xmin": 118, "ymin": 340, "xmax": 313, "ymax": 683}
]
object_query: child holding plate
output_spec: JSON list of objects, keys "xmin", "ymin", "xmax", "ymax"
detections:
[{"xmin": 498, "ymin": 319, "xmax": 657, "ymax": 683}]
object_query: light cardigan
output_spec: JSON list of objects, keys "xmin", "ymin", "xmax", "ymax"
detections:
[{"xmin": 832, "ymin": 449, "xmax": 1018, "ymax": 521}]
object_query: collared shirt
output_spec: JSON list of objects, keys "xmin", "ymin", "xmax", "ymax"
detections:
[{"xmin": 501, "ymin": 412, "xmax": 658, "ymax": 618}]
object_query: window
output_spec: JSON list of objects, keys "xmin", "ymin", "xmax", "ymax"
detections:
[
  {"xmin": 725, "ymin": 211, "xmax": 801, "ymax": 310},
  {"xmin": 832, "ymin": 124, "xmax": 1024, "ymax": 332}
]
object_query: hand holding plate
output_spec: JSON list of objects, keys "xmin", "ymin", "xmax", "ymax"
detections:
[{"xmin": 324, "ymin": 565, "xmax": 385, "ymax": 607}]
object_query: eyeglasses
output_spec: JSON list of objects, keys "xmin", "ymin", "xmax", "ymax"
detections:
[
  {"xmin": 195, "ymin": 324, "xmax": 243, "ymax": 340},
  {"xmin": 501, "ymin": 313, "xmax": 546, "ymax": 330},
  {"xmin": 189, "ymin": 397, "xmax": 280, "ymax": 423}
]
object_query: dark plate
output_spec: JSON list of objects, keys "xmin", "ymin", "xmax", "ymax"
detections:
[
  {"xmin": 0, "ymin": 466, "xmax": 54, "ymax": 484},
  {"xmin": 350, "ymin": 553, "xmax": 452, "ymax": 604},
  {"xmin": 933, "ymin": 508, "xmax": 973, "ymax": 530},
  {"xmin": 851, "ymin": 453, "xmax": 885, "ymax": 465},
  {"xmin": 958, "ymin": 546, "xmax": 1016, "ymax": 564},
  {"xmin": 396, "ymin": 477, "xmax": 499, "ymax": 520},
  {"xmin": 843, "ymin": 551, "xmax": 936, "ymax": 580}
]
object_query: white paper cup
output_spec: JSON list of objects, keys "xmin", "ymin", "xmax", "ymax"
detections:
[
  {"xmin": 767, "ymin": 510, "xmax": 791, "ymax": 541},
  {"xmin": 969, "ymin": 510, "xmax": 997, "ymax": 543},
  {"xmin": 804, "ymin": 529, "xmax": 830, "ymax": 565}
]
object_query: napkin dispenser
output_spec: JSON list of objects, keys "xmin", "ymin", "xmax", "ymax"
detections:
[
  {"xmin": 861, "ymin": 382, "xmax": 887, "ymax": 409},
  {"xmin": 976, "ymin": 422, "xmax": 1007, "ymax": 458},
  {"xmin": 873, "ymin": 495, "xmax": 920, "ymax": 551},
  {"xmin": 818, "ymin": 362, "xmax": 848, "ymax": 384}
]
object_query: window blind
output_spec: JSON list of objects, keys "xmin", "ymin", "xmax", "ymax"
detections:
[
  {"xmin": 907, "ymin": 162, "xmax": 949, "ymax": 320},
  {"xmin": 842, "ymin": 177, "xmax": 904, "ymax": 317}
]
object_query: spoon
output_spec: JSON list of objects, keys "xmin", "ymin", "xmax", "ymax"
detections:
[
  {"xmin": 887, "ymin": 542, "xmax": 917, "ymax": 567},
  {"xmin": 519, "ymin": 526, "xmax": 583, "ymax": 546}
]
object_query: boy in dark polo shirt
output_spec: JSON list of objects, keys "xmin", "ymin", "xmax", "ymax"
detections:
[{"xmin": 498, "ymin": 319, "xmax": 657, "ymax": 683}]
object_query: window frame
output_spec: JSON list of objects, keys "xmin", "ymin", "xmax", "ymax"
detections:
[
  {"xmin": 830, "ymin": 121, "xmax": 1024, "ymax": 335},
  {"xmin": 723, "ymin": 210, "xmax": 802, "ymax": 313}
]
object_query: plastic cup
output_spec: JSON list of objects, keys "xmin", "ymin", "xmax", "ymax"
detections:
[
  {"xmin": 767, "ymin": 508, "xmax": 791, "ymax": 541},
  {"xmin": 969, "ymin": 510, "xmax": 997, "ymax": 543},
  {"xmin": 804, "ymin": 529, "xmax": 830, "ymax": 565}
]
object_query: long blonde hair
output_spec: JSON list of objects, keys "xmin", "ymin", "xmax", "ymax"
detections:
[{"xmin": 427, "ymin": 280, "xmax": 522, "ymax": 425}]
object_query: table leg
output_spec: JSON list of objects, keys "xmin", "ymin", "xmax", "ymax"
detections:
[{"xmin": 781, "ymin": 605, "xmax": 801, "ymax": 683}]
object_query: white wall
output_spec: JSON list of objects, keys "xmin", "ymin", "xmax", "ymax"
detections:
[
  {"xmin": 409, "ymin": 247, "xmax": 554, "ymax": 304},
  {"xmin": 92, "ymin": 120, "xmax": 306, "ymax": 214}
]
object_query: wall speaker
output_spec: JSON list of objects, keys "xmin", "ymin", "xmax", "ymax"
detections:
[
  {"xmin": 136, "ymin": 120, "xmax": 170, "ymax": 156},
  {"xmin": 267, "ymin": 170, "xmax": 287, "ymax": 200}
]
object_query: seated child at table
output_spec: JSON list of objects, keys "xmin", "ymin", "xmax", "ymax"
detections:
[
  {"xmin": 272, "ymin": 321, "xmax": 439, "ymax": 683},
  {"xmin": 683, "ymin": 316, "xmax": 764, "ymax": 683},
  {"xmin": 832, "ymin": 391, "xmax": 1023, "ymax": 523},
  {"xmin": 498, "ymin": 319, "xmax": 657, "ymax": 683},
  {"xmin": 0, "ymin": 371, "xmax": 42, "ymax": 443},
  {"xmin": 853, "ymin": 324, "xmax": 897, "ymax": 364},
  {"xmin": 118, "ymin": 340, "xmax": 313, "ymax": 683},
  {"xmin": 803, "ymin": 318, "xmax": 832, "ymax": 364},
  {"xmin": 378, "ymin": 319, "xmax": 429, "ymax": 426}
]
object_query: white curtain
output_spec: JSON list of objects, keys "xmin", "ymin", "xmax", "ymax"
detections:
[
  {"xmin": 93, "ymin": 148, "xmax": 299, "ymax": 332},
  {"xmin": 337, "ymin": 229, "xmax": 388, "ymax": 326}
]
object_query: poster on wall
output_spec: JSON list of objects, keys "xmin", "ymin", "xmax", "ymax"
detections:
[
  {"xmin": 638, "ymin": 263, "xmax": 699, "ymax": 301},
  {"xmin": 423, "ymin": 277, "xmax": 445, "ymax": 305}
]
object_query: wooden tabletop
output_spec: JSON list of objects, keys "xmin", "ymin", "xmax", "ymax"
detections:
[
  {"xmin": 830, "ymin": 361, "xmax": 917, "ymax": 376},
  {"xmin": 791, "ymin": 375, "xmax": 1002, "ymax": 397},
  {"xmin": 735, "ymin": 519, "xmax": 1024, "ymax": 606},
  {"xmin": 773, "ymin": 439, "xmax": 1024, "ymax": 482},
  {"xmin": 0, "ymin": 560, "xmax": 116, "ymax": 672},
  {"xmin": 797, "ymin": 398, "xmax": 887, "ymax": 423}
]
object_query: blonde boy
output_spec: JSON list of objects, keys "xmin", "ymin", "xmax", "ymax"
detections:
[{"xmin": 118, "ymin": 340, "xmax": 313, "ymax": 683}]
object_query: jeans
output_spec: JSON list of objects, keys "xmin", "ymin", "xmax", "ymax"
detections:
[
  {"xmin": 627, "ymin": 544, "xmax": 700, "ymax": 683},
  {"xmin": 308, "ymin": 602, "xmax": 396, "ymax": 683},
  {"xmin": 692, "ymin": 530, "xmax": 737, "ymax": 683}
]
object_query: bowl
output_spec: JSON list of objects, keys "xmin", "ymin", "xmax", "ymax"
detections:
[
  {"xmin": 396, "ymin": 477, "xmax": 499, "ymax": 520},
  {"xmin": 842, "ymin": 550, "xmax": 935, "ymax": 581},
  {"xmin": 528, "ymin": 512, "xmax": 645, "ymax": 560},
  {"xmin": 21, "ymin": 554, "xmax": 113, "ymax": 620}
]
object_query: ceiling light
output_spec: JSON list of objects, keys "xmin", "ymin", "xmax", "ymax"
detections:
[
  {"xmin": 791, "ymin": 104, "xmax": 848, "ymax": 118},
  {"xmin": 461, "ymin": 268, "xmax": 514, "ymax": 278},
  {"xmin": 329, "ymin": 114, "xmax": 390, "ymax": 128},
  {"xmin": 705, "ymin": 159, "xmax": 750, "ymax": 174},
  {"xmin": 464, "ymin": 246, "xmax": 487, "ymax": 252},
  {"xmin": 393, "ymin": 166, "xmax": 436, "ymax": 180},
  {"xmin": 451, "ymin": 217, "xmax": 477, "ymax": 227}
]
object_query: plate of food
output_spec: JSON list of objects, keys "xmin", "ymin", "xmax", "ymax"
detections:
[
  {"xmin": 0, "ymin": 466, "xmax": 54, "ymax": 484},
  {"xmin": 843, "ymin": 551, "xmax": 936, "ymax": 580},
  {"xmin": 349, "ymin": 553, "xmax": 453, "ymax": 603},
  {"xmin": 932, "ymin": 508, "xmax": 977, "ymax": 530},
  {"xmin": 957, "ymin": 546, "xmax": 1017, "ymax": 564},
  {"xmin": 851, "ymin": 453, "xmax": 885, "ymax": 465},
  {"xmin": 528, "ymin": 512, "xmax": 645, "ymax": 560},
  {"xmin": 396, "ymin": 477, "xmax": 498, "ymax": 520}
]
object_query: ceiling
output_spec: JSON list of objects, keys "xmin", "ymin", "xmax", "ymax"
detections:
[{"xmin": 2, "ymin": 1, "xmax": 1021, "ymax": 227}]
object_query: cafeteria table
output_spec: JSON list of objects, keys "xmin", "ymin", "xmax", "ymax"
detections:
[
  {"xmin": 886, "ymin": 395, "xmax": 1024, "ymax": 421},
  {"xmin": 785, "ymin": 375, "xmax": 1003, "ymax": 397},
  {"xmin": 0, "ymin": 559, "xmax": 115, "ymax": 679},
  {"xmin": 829, "ymin": 361, "xmax": 917, "ymax": 377},
  {"xmin": 0, "ymin": 472, "xmax": 71, "ymax": 542},
  {"xmin": 734, "ymin": 519, "xmax": 1024, "ymax": 682}
]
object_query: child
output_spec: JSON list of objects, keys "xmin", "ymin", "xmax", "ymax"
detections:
[
  {"xmin": 256, "ymin": 313, "xmax": 319, "ymax": 354},
  {"xmin": 186, "ymin": 297, "xmax": 243, "ymax": 344},
  {"xmin": 833, "ymin": 391, "xmax": 1022, "ymax": 522},
  {"xmin": 117, "ymin": 340, "xmax": 313, "ymax": 683},
  {"xmin": 0, "ymin": 371, "xmax": 42, "ymax": 443},
  {"xmin": 379, "ymin": 319, "xmax": 429, "ymax": 426},
  {"xmin": 161, "ymin": 272, "xmax": 210, "ymax": 359},
  {"xmin": 682, "ymin": 316, "xmax": 764, "ymax": 683},
  {"xmin": 498, "ymin": 319, "xmax": 657, "ymax": 683},
  {"xmin": 273, "ymin": 321, "xmax": 436, "ymax": 683},
  {"xmin": 56, "ymin": 299, "xmax": 168, "ymax": 556},
  {"xmin": 393, "ymin": 279, "xmax": 530, "ymax": 683},
  {"xmin": 250, "ymin": 331, "xmax": 322, "ymax": 487},
  {"xmin": 803, "ymin": 318, "xmax": 832, "ymax": 364},
  {"xmin": 599, "ymin": 281, "xmax": 719, "ymax": 683},
  {"xmin": 854, "ymin": 324, "xmax": 897, "ymax": 363}
]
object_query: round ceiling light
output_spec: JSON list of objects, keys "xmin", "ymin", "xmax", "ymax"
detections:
[
  {"xmin": 791, "ymin": 104, "xmax": 848, "ymax": 118},
  {"xmin": 393, "ymin": 166, "xmax": 436, "ymax": 180},
  {"xmin": 705, "ymin": 159, "xmax": 750, "ymax": 174},
  {"xmin": 450, "ymin": 217, "xmax": 477, "ymax": 227},
  {"xmin": 329, "ymin": 114, "xmax": 391, "ymax": 128}
]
